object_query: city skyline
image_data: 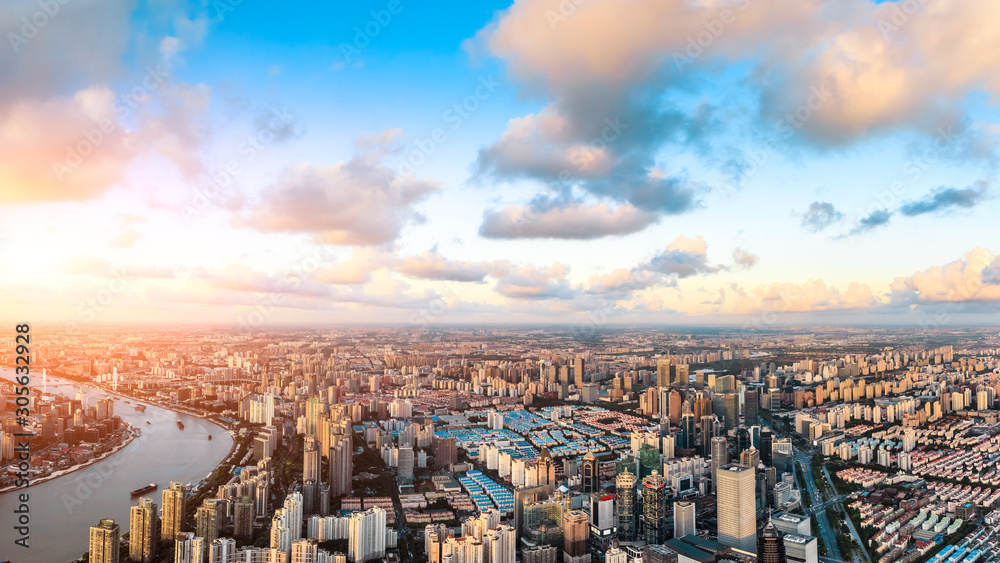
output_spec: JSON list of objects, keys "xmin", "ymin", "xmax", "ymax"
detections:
[
  {"xmin": 2, "ymin": 1, "xmax": 1000, "ymax": 326},
  {"xmin": 4, "ymin": 2, "xmax": 1000, "ymax": 563}
]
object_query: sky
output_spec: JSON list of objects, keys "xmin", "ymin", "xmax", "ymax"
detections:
[{"xmin": 1, "ymin": 0, "xmax": 999, "ymax": 330}]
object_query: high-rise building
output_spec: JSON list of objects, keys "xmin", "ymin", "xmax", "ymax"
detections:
[
  {"xmin": 700, "ymin": 415, "xmax": 716, "ymax": 456},
  {"xmin": 590, "ymin": 491, "xmax": 616, "ymax": 546},
  {"xmin": 174, "ymin": 531, "xmax": 205, "ymax": 563},
  {"xmin": 724, "ymin": 393, "xmax": 739, "ymax": 431},
  {"xmin": 303, "ymin": 435, "xmax": 321, "ymax": 514},
  {"xmin": 642, "ymin": 470, "xmax": 667, "ymax": 545},
  {"xmin": 673, "ymin": 501, "xmax": 695, "ymax": 539},
  {"xmin": 736, "ymin": 427, "xmax": 752, "ymax": 455},
  {"xmin": 329, "ymin": 432, "xmax": 353, "ymax": 498},
  {"xmin": 234, "ymin": 496, "xmax": 255, "ymax": 543},
  {"xmin": 581, "ymin": 450, "xmax": 599, "ymax": 493},
  {"xmin": 741, "ymin": 446, "xmax": 761, "ymax": 468},
  {"xmin": 615, "ymin": 469, "xmax": 637, "ymax": 542},
  {"xmin": 717, "ymin": 464, "xmax": 757, "ymax": 552},
  {"xmin": 209, "ymin": 537, "xmax": 237, "ymax": 563},
  {"xmin": 672, "ymin": 364, "xmax": 690, "ymax": 388},
  {"xmin": 680, "ymin": 413, "xmax": 696, "ymax": 450},
  {"xmin": 348, "ymin": 506, "xmax": 387, "ymax": 563},
  {"xmin": 574, "ymin": 357, "xmax": 585, "ymax": 388},
  {"xmin": 711, "ymin": 436, "xmax": 729, "ymax": 494},
  {"xmin": 129, "ymin": 497, "xmax": 158, "ymax": 562},
  {"xmin": 668, "ymin": 389, "xmax": 683, "ymax": 424},
  {"xmin": 89, "ymin": 518, "xmax": 120, "ymax": 563},
  {"xmin": 758, "ymin": 520, "xmax": 787, "ymax": 563},
  {"xmin": 760, "ymin": 429, "xmax": 774, "ymax": 466},
  {"xmin": 524, "ymin": 545, "xmax": 560, "ymax": 563},
  {"xmin": 433, "ymin": 436, "xmax": 458, "ymax": 467},
  {"xmin": 745, "ymin": 387, "xmax": 760, "ymax": 426},
  {"xmin": 562, "ymin": 509, "xmax": 590, "ymax": 563},
  {"xmin": 162, "ymin": 481, "xmax": 187, "ymax": 541},
  {"xmin": 656, "ymin": 359, "xmax": 671, "ymax": 389},
  {"xmin": 538, "ymin": 448, "xmax": 557, "ymax": 486},
  {"xmin": 196, "ymin": 499, "xmax": 224, "ymax": 547},
  {"xmin": 398, "ymin": 445, "xmax": 414, "ymax": 480}
]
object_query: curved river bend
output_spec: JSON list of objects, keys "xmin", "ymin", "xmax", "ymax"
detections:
[{"xmin": 0, "ymin": 368, "xmax": 233, "ymax": 563}]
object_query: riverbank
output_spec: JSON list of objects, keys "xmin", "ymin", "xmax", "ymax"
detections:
[
  {"xmin": 48, "ymin": 368, "xmax": 238, "ymax": 433},
  {"xmin": 0, "ymin": 428, "xmax": 137, "ymax": 494}
]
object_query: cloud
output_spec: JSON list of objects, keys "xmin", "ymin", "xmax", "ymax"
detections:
[
  {"xmin": 494, "ymin": 263, "xmax": 575, "ymax": 300},
  {"xmin": 889, "ymin": 248, "xmax": 1000, "ymax": 304},
  {"xmin": 0, "ymin": 1, "xmax": 133, "ymax": 113},
  {"xmin": 197, "ymin": 264, "xmax": 330, "ymax": 297},
  {"xmin": 242, "ymin": 148, "xmax": 439, "ymax": 245},
  {"xmin": 61, "ymin": 257, "xmax": 176, "ymax": 279},
  {"xmin": 473, "ymin": 0, "xmax": 1000, "ymax": 174},
  {"xmin": 846, "ymin": 209, "xmax": 893, "ymax": 237},
  {"xmin": 898, "ymin": 183, "xmax": 988, "ymax": 216},
  {"xmin": 355, "ymin": 128, "xmax": 403, "ymax": 149},
  {"xmin": 666, "ymin": 279, "xmax": 880, "ymax": 316},
  {"xmin": 396, "ymin": 249, "xmax": 495, "ymax": 282},
  {"xmin": 312, "ymin": 248, "xmax": 389, "ymax": 285},
  {"xmin": 110, "ymin": 229, "xmax": 143, "ymax": 248},
  {"xmin": 479, "ymin": 202, "xmax": 659, "ymax": 239},
  {"xmin": 0, "ymin": 88, "xmax": 137, "ymax": 202},
  {"xmin": 732, "ymin": 248, "xmax": 759, "ymax": 269},
  {"xmin": 584, "ymin": 269, "xmax": 664, "ymax": 299},
  {"xmin": 644, "ymin": 236, "xmax": 719, "ymax": 278},
  {"xmin": 800, "ymin": 201, "xmax": 844, "ymax": 232}
]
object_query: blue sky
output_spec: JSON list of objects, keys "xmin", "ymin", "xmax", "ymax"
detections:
[{"xmin": 1, "ymin": 0, "xmax": 999, "ymax": 328}]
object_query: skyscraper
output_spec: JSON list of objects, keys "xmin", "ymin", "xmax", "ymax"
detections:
[
  {"xmin": 736, "ymin": 427, "xmax": 752, "ymax": 455},
  {"xmin": 673, "ymin": 501, "xmax": 695, "ymax": 539},
  {"xmin": 303, "ymin": 435, "xmax": 321, "ymax": 513},
  {"xmin": 615, "ymin": 469, "xmax": 637, "ymax": 542},
  {"xmin": 329, "ymin": 432, "xmax": 353, "ymax": 498},
  {"xmin": 581, "ymin": 450, "xmax": 599, "ymax": 493},
  {"xmin": 398, "ymin": 445, "xmax": 415, "ymax": 480},
  {"xmin": 162, "ymin": 481, "xmax": 187, "ymax": 541},
  {"xmin": 672, "ymin": 363, "xmax": 690, "ymax": 388},
  {"xmin": 757, "ymin": 520, "xmax": 787, "ymax": 563},
  {"xmin": 711, "ymin": 436, "xmax": 729, "ymax": 494},
  {"xmin": 196, "ymin": 499, "xmax": 224, "ymax": 546},
  {"xmin": 760, "ymin": 428, "xmax": 773, "ymax": 466},
  {"xmin": 656, "ymin": 359, "xmax": 670, "ymax": 389},
  {"xmin": 129, "ymin": 497, "xmax": 158, "ymax": 562},
  {"xmin": 348, "ymin": 506, "xmax": 387, "ymax": 563},
  {"xmin": 234, "ymin": 496, "xmax": 255, "ymax": 543},
  {"xmin": 562, "ymin": 510, "xmax": 590, "ymax": 563},
  {"xmin": 680, "ymin": 413, "xmax": 696, "ymax": 450},
  {"xmin": 174, "ymin": 532, "xmax": 203, "ymax": 563},
  {"xmin": 724, "ymin": 393, "xmax": 739, "ymax": 431},
  {"xmin": 538, "ymin": 447, "xmax": 557, "ymax": 486},
  {"xmin": 745, "ymin": 387, "xmax": 760, "ymax": 426},
  {"xmin": 717, "ymin": 464, "xmax": 757, "ymax": 552},
  {"xmin": 590, "ymin": 492, "xmax": 616, "ymax": 542},
  {"xmin": 89, "ymin": 518, "xmax": 120, "ymax": 563},
  {"xmin": 642, "ymin": 470, "xmax": 667, "ymax": 545},
  {"xmin": 700, "ymin": 415, "xmax": 716, "ymax": 456}
]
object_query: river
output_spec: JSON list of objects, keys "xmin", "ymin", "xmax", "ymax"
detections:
[{"xmin": 0, "ymin": 368, "xmax": 234, "ymax": 563}]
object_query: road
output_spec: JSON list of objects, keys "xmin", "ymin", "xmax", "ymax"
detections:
[
  {"xmin": 360, "ymin": 437, "xmax": 411, "ymax": 561},
  {"xmin": 795, "ymin": 451, "xmax": 844, "ymax": 562},
  {"xmin": 823, "ymin": 464, "xmax": 872, "ymax": 563}
]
